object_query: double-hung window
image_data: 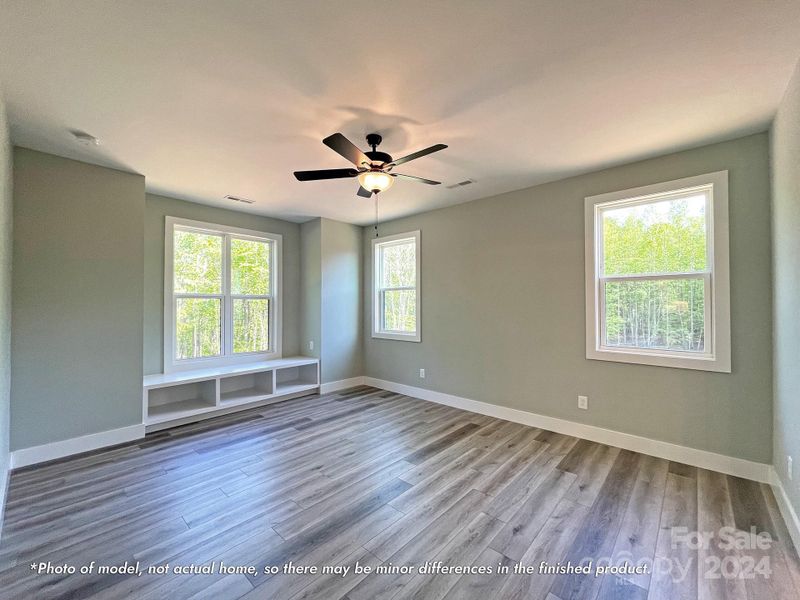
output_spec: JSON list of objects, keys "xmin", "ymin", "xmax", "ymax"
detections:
[
  {"xmin": 165, "ymin": 217, "xmax": 282, "ymax": 372},
  {"xmin": 372, "ymin": 231, "xmax": 421, "ymax": 342},
  {"xmin": 585, "ymin": 171, "xmax": 730, "ymax": 372}
]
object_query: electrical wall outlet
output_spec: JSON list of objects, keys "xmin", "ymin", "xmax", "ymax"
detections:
[
  {"xmin": 419, "ymin": 368, "xmax": 426, "ymax": 379},
  {"xmin": 308, "ymin": 340, "xmax": 314, "ymax": 351},
  {"xmin": 578, "ymin": 395, "xmax": 589, "ymax": 410},
  {"xmin": 788, "ymin": 455, "xmax": 793, "ymax": 481}
]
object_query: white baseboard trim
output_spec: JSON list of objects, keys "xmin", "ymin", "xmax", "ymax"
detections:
[
  {"xmin": 10, "ymin": 423, "xmax": 145, "ymax": 469},
  {"xmin": 364, "ymin": 377, "xmax": 772, "ymax": 484},
  {"xmin": 770, "ymin": 467, "xmax": 800, "ymax": 552},
  {"xmin": 0, "ymin": 456, "xmax": 9, "ymax": 542},
  {"xmin": 320, "ymin": 376, "xmax": 366, "ymax": 394}
]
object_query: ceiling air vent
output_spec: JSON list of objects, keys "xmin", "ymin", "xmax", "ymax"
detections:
[
  {"xmin": 224, "ymin": 195, "xmax": 255, "ymax": 204},
  {"xmin": 445, "ymin": 179, "xmax": 476, "ymax": 189}
]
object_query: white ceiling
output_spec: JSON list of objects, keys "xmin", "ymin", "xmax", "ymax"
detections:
[{"xmin": 1, "ymin": 1, "xmax": 799, "ymax": 225}]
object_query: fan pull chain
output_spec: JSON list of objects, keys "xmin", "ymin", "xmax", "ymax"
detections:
[{"xmin": 374, "ymin": 195, "xmax": 379, "ymax": 237}]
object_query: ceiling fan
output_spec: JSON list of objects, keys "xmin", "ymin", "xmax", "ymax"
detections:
[{"xmin": 294, "ymin": 133, "xmax": 447, "ymax": 198}]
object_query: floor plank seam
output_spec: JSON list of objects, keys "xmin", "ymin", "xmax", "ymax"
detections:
[{"xmin": 1, "ymin": 387, "xmax": 797, "ymax": 600}]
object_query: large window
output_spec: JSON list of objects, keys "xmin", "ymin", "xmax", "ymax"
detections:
[
  {"xmin": 372, "ymin": 231, "xmax": 421, "ymax": 342},
  {"xmin": 585, "ymin": 172, "xmax": 730, "ymax": 372},
  {"xmin": 165, "ymin": 217, "xmax": 281, "ymax": 372}
]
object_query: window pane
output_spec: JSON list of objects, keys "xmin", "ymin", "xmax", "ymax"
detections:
[
  {"xmin": 233, "ymin": 298, "xmax": 270, "ymax": 353},
  {"xmin": 383, "ymin": 289, "xmax": 417, "ymax": 333},
  {"xmin": 602, "ymin": 193, "xmax": 707, "ymax": 276},
  {"xmin": 232, "ymin": 238, "xmax": 271, "ymax": 296},
  {"xmin": 176, "ymin": 298, "xmax": 221, "ymax": 359},
  {"xmin": 604, "ymin": 278, "xmax": 705, "ymax": 352},
  {"xmin": 381, "ymin": 241, "xmax": 416, "ymax": 287},
  {"xmin": 174, "ymin": 230, "xmax": 222, "ymax": 294}
]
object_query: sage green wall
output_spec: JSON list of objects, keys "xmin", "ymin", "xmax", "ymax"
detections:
[
  {"xmin": 320, "ymin": 219, "xmax": 363, "ymax": 383},
  {"xmin": 11, "ymin": 148, "xmax": 144, "ymax": 450},
  {"xmin": 143, "ymin": 193, "xmax": 302, "ymax": 375},
  {"xmin": 363, "ymin": 133, "xmax": 773, "ymax": 463},
  {"xmin": 300, "ymin": 218, "xmax": 321, "ymax": 362},
  {"xmin": 300, "ymin": 217, "xmax": 364, "ymax": 383},
  {"xmin": 771, "ymin": 61, "xmax": 800, "ymax": 513},
  {"xmin": 0, "ymin": 91, "xmax": 13, "ymax": 534}
]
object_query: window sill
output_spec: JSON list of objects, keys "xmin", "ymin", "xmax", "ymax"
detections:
[
  {"xmin": 372, "ymin": 331, "xmax": 421, "ymax": 343},
  {"xmin": 586, "ymin": 347, "xmax": 730, "ymax": 373},
  {"xmin": 165, "ymin": 351, "xmax": 281, "ymax": 374}
]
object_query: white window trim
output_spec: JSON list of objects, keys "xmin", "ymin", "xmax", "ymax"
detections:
[
  {"xmin": 584, "ymin": 171, "xmax": 731, "ymax": 373},
  {"xmin": 164, "ymin": 216, "xmax": 283, "ymax": 373},
  {"xmin": 372, "ymin": 230, "xmax": 421, "ymax": 342}
]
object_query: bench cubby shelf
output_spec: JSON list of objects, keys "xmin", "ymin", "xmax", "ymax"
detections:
[{"xmin": 142, "ymin": 356, "xmax": 319, "ymax": 431}]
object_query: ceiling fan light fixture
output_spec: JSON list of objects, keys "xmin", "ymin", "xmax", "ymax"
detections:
[
  {"xmin": 293, "ymin": 132, "xmax": 446, "ymax": 197},
  {"xmin": 358, "ymin": 170, "xmax": 394, "ymax": 194}
]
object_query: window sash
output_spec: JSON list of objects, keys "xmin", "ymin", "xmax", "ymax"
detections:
[
  {"xmin": 174, "ymin": 295, "xmax": 223, "ymax": 360},
  {"xmin": 232, "ymin": 296, "xmax": 271, "ymax": 355},
  {"xmin": 597, "ymin": 186, "xmax": 712, "ymax": 279},
  {"xmin": 594, "ymin": 184, "xmax": 714, "ymax": 358},
  {"xmin": 378, "ymin": 243, "xmax": 417, "ymax": 290},
  {"xmin": 379, "ymin": 288, "xmax": 417, "ymax": 333},
  {"xmin": 598, "ymin": 272, "xmax": 712, "ymax": 358},
  {"xmin": 165, "ymin": 217, "xmax": 282, "ymax": 372}
]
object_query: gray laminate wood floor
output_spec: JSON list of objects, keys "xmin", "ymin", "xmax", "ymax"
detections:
[{"xmin": 1, "ymin": 386, "xmax": 798, "ymax": 600}]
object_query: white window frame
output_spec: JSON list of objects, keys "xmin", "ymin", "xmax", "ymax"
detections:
[
  {"xmin": 164, "ymin": 216, "xmax": 282, "ymax": 373},
  {"xmin": 584, "ymin": 171, "xmax": 731, "ymax": 372},
  {"xmin": 372, "ymin": 230, "xmax": 421, "ymax": 342}
]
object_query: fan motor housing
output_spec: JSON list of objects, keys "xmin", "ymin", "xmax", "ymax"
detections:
[
  {"xmin": 365, "ymin": 133, "xmax": 391, "ymax": 165},
  {"xmin": 365, "ymin": 150, "xmax": 392, "ymax": 164}
]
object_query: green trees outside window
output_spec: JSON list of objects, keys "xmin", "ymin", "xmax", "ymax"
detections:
[
  {"xmin": 172, "ymin": 226, "xmax": 274, "ymax": 362},
  {"xmin": 379, "ymin": 240, "xmax": 417, "ymax": 333},
  {"xmin": 231, "ymin": 239, "xmax": 271, "ymax": 354},
  {"xmin": 601, "ymin": 194, "xmax": 708, "ymax": 352},
  {"xmin": 174, "ymin": 230, "xmax": 223, "ymax": 360}
]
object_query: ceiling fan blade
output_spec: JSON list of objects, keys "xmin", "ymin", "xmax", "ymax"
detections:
[
  {"xmin": 323, "ymin": 133, "xmax": 371, "ymax": 167},
  {"xmin": 356, "ymin": 186, "xmax": 373, "ymax": 198},
  {"xmin": 294, "ymin": 168, "xmax": 359, "ymax": 181},
  {"xmin": 391, "ymin": 173, "xmax": 441, "ymax": 185},
  {"xmin": 387, "ymin": 144, "xmax": 447, "ymax": 167}
]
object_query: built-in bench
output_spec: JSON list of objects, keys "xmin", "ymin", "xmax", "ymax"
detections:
[{"xmin": 142, "ymin": 356, "xmax": 319, "ymax": 431}]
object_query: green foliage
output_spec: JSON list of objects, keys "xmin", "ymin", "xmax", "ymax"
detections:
[
  {"xmin": 604, "ymin": 279, "xmax": 705, "ymax": 351},
  {"xmin": 174, "ymin": 231, "xmax": 222, "ymax": 294},
  {"xmin": 232, "ymin": 239, "xmax": 271, "ymax": 295},
  {"xmin": 381, "ymin": 242, "xmax": 416, "ymax": 332},
  {"xmin": 382, "ymin": 242, "xmax": 415, "ymax": 287},
  {"xmin": 384, "ymin": 290, "xmax": 417, "ymax": 332},
  {"xmin": 603, "ymin": 196, "xmax": 707, "ymax": 275},
  {"xmin": 176, "ymin": 297, "xmax": 221, "ymax": 359},
  {"xmin": 233, "ymin": 298, "xmax": 269, "ymax": 354},
  {"xmin": 602, "ymin": 197, "xmax": 707, "ymax": 352},
  {"xmin": 174, "ymin": 231, "xmax": 272, "ymax": 360}
]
